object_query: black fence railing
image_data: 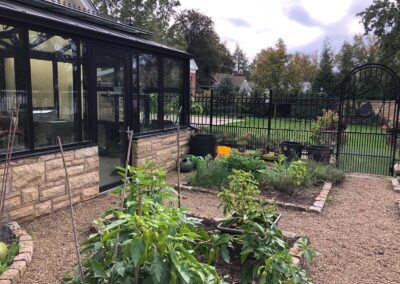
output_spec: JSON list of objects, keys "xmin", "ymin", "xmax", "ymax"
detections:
[{"xmin": 190, "ymin": 90, "xmax": 340, "ymax": 151}]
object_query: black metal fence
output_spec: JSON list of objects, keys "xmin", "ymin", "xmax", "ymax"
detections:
[{"xmin": 191, "ymin": 90, "xmax": 340, "ymax": 151}]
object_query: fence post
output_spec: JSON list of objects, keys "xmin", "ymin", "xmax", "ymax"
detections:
[
  {"xmin": 209, "ymin": 87, "xmax": 214, "ymax": 133},
  {"xmin": 267, "ymin": 89, "xmax": 273, "ymax": 140}
]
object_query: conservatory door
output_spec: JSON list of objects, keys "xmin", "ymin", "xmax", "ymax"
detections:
[{"xmin": 94, "ymin": 48, "xmax": 127, "ymax": 189}]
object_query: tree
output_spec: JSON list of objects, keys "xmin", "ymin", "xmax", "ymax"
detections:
[
  {"xmin": 287, "ymin": 52, "xmax": 318, "ymax": 93},
  {"xmin": 358, "ymin": 0, "xmax": 400, "ymax": 72},
  {"xmin": 92, "ymin": 0, "xmax": 185, "ymax": 48},
  {"xmin": 175, "ymin": 9, "xmax": 233, "ymax": 84},
  {"xmin": 312, "ymin": 39, "xmax": 339, "ymax": 97},
  {"xmin": 336, "ymin": 41, "xmax": 355, "ymax": 79},
  {"xmin": 251, "ymin": 38, "xmax": 289, "ymax": 95},
  {"xmin": 233, "ymin": 44, "xmax": 249, "ymax": 76}
]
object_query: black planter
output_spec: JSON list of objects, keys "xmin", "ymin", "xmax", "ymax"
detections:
[
  {"xmin": 280, "ymin": 141, "xmax": 303, "ymax": 160},
  {"xmin": 217, "ymin": 214, "xmax": 281, "ymax": 235},
  {"xmin": 307, "ymin": 145, "xmax": 332, "ymax": 164},
  {"xmin": 189, "ymin": 134, "xmax": 217, "ymax": 157}
]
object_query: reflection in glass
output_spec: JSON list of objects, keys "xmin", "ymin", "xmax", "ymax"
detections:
[
  {"xmin": 96, "ymin": 53, "xmax": 125, "ymax": 187},
  {"xmin": 138, "ymin": 53, "xmax": 161, "ymax": 132},
  {"xmin": 164, "ymin": 58, "xmax": 183, "ymax": 129},
  {"xmin": 29, "ymin": 30, "xmax": 86, "ymax": 147},
  {"xmin": 0, "ymin": 25, "xmax": 28, "ymax": 153}
]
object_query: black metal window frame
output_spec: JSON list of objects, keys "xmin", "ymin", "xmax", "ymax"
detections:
[{"xmin": 0, "ymin": 15, "xmax": 191, "ymax": 162}]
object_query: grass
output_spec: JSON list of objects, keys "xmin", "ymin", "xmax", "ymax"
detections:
[
  {"xmin": 0, "ymin": 242, "xmax": 19, "ymax": 274},
  {"xmin": 195, "ymin": 116, "xmax": 395, "ymax": 175}
]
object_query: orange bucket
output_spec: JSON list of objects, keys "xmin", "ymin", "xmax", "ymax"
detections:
[{"xmin": 217, "ymin": 146, "xmax": 232, "ymax": 156}]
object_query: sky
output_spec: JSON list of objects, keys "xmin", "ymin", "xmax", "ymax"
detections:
[{"xmin": 178, "ymin": 0, "xmax": 374, "ymax": 59}]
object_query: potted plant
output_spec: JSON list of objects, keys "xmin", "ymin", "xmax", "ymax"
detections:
[
  {"xmin": 217, "ymin": 170, "xmax": 281, "ymax": 235},
  {"xmin": 382, "ymin": 118, "xmax": 400, "ymax": 145},
  {"xmin": 308, "ymin": 109, "xmax": 336, "ymax": 164}
]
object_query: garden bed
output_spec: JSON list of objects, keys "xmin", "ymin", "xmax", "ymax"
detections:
[
  {"xmin": 178, "ymin": 181, "xmax": 333, "ymax": 214},
  {"xmin": 0, "ymin": 222, "xmax": 33, "ymax": 284}
]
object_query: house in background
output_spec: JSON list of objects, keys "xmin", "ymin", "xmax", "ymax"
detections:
[
  {"xmin": 190, "ymin": 59, "xmax": 198, "ymax": 96},
  {"xmin": 212, "ymin": 73, "xmax": 253, "ymax": 96},
  {"xmin": 0, "ymin": 0, "xmax": 192, "ymax": 222}
]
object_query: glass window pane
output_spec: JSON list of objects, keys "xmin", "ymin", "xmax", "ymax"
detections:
[
  {"xmin": 29, "ymin": 30, "xmax": 86, "ymax": 147},
  {"xmin": 164, "ymin": 58, "xmax": 183, "ymax": 129},
  {"xmin": 138, "ymin": 53, "xmax": 161, "ymax": 132},
  {"xmin": 0, "ymin": 25, "xmax": 29, "ymax": 154}
]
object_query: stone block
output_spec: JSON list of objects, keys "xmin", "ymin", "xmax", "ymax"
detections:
[
  {"xmin": 45, "ymin": 159, "xmax": 63, "ymax": 171},
  {"xmin": 4, "ymin": 196, "xmax": 21, "ymax": 210},
  {"xmin": 12, "ymin": 163, "xmax": 45, "ymax": 188},
  {"xmin": 9, "ymin": 261, "xmax": 26, "ymax": 277},
  {"xmin": 21, "ymin": 187, "xmax": 39, "ymax": 204},
  {"xmin": 81, "ymin": 186, "xmax": 99, "ymax": 201},
  {"xmin": 313, "ymin": 200, "xmax": 325, "ymax": 208},
  {"xmin": 75, "ymin": 147, "xmax": 98, "ymax": 159},
  {"xmin": 84, "ymin": 157, "xmax": 99, "ymax": 172},
  {"xmin": 52, "ymin": 194, "xmax": 81, "ymax": 211},
  {"xmin": 0, "ymin": 268, "xmax": 20, "ymax": 283},
  {"xmin": 14, "ymin": 252, "xmax": 32, "ymax": 265},
  {"xmin": 34, "ymin": 201, "xmax": 51, "ymax": 216},
  {"xmin": 69, "ymin": 171, "xmax": 98, "ymax": 190},
  {"xmin": 10, "ymin": 206, "xmax": 34, "ymax": 220},
  {"xmin": 46, "ymin": 168, "xmax": 65, "ymax": 182},
  {"xmin": 40, "ymin": 185, "xmax": 65, "ymax": 201},
  {"xmin": 309, "ymin": 205, "xmax": 322, "ymax": 213}
]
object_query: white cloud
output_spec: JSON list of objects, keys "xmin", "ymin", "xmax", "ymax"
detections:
[{"xmin": 178, "ymin": 0, "xmax": 372, "ymax": 59}]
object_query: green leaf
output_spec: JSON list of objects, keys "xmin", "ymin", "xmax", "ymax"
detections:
[
  {"xmin": 221, "ymin": 245, "xmax": 230, "ymax": 263},
  {"xmin": 151, "ymin": 251, "xmax": 167, "ymax": 283},
  {"xmin": 169, "ymin": 249, "xmax": 190, "ymax": 284},
  {"xmin": 131, "ymin": 237, "xmax": 144, "ymax": 266},
  {"xmin": 91, "ymin": 260, "xmax": 107, "ymax": 278}
]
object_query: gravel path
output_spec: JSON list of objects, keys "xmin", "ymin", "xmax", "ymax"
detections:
[
  {"xmin": 18, "ymin": 174, "xmax": 400, "ymax": 283},
  {"xmin": 19, "ymin": 193, "xmax": 117, "ymax": 284}
]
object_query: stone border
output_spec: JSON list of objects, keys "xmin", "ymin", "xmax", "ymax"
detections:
[
  {"xmin": 0, "ymin": 222, "xmax": 33, "ymax": 284},
  {"xmin": 396, "ymin": 199, "xmax": 400, "ymax": 214},
  {"xmin": 390, "ymin": 178, "xmax": 400, "ymax": 193},
  {"xmin": 177, "ymin": 182, "xmax": 333, "ymax": 214}
]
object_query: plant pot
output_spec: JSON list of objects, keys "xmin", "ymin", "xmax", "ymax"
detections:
[
  {"xmin": 307, "ymin": 145, "xmax": 332, "ymax": 164},
  {"xmin": 179, "ymin": 158, "xmax": 194, "ymax": 173},
  {"xmin": 217, "ymin": 214, "xmax": 281, "ymax": 235},
  {"xmin": 320, "ymin": 129, "xmax": 338, "ymax": 147},
  {"xmin": 280, "ymin": 141, "xmax": 303, "ymax": 160},
  {"xmin": 189, "ymin": 134, "xmax": 217, "ymax": 158}
]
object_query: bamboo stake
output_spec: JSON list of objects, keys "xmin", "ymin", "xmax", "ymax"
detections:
[
  {"xmin": 57, "ymin": 136, "xmax": 85, "ymax": 283},
  {"xmin": 0, "ymin": 97, "xmax": 21, "ymax": 221},
  {"xmin": 120, "ymin": 130, "xmax": 134, "ymax": 211},
  {"xmin": 113, "ymin": 129, "xmax": 134, "ymax": 260},
  {"xmin": 176, "ymin": 107, "xmax": 182, "ymax": 208}
]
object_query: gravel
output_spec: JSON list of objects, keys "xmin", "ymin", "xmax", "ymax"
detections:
[{"xmin": 18, "ymin": 174, "xmax": 400, "ymax": 283}]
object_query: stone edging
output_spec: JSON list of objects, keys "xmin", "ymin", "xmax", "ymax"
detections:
[
  {"xmin": 177, "ymin": 182, "xmax": 333, "ymax": 214},
  {"xmin": 390, "ymin": 178, "xmax": 400, "ymax": 193},
  {"xmin": 396, "ymin": 199, "xmax": 400, "ymax": 214},
  {"xmin": 0, "ymin": 222, "xmax": 33, "ymax": 284}
]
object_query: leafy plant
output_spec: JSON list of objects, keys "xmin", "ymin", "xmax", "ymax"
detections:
[
  {"xmin": 218, "ymin": 170, "xmax": 261, "ymax": 215},
  {"xmin": 223, "ymin": 151, "xmax": 267, "ymax": 178},
  {"xmin": 310, "ymin": 108, "xmax": 339, "ymax": 145},
  {"xmin": 287, "ymin": 160, "xmax": 308, "ymax": 186},
  {"xmin": 307, "ymin": 161, "xmax": 345, "ymax": 185},
  {"xmin": 0, "ymin": 242, "xmax": 19, "ymax": 275},
  {"xmin": 65, "ymin": 162, "xmax": 225, "ymax": 284},
  {"xmin": 187, "ymin": 156, "xmax": 229, "ymax": 189}
]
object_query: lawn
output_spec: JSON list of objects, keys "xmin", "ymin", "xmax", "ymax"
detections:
[{"xmin": 194, "ymin": 116, "xmax": 395, "ymax": 175}]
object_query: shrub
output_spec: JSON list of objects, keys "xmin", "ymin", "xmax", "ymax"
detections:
[
  {"xmin": 223, "ymin": 151, "xmax": 267, "ymax": 178},
  {"xmin": 307, "ymin": 161, "xmax": 345, "ymax": 185},
  {"xmin": 187, "ymin": 156, "xmax": 229, "ymax": 189}
]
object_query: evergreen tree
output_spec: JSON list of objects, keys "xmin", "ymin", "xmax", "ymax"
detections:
[
  {"xmin": 312, "ymin": 39, "xmax": 339, "ymax": 97},
  {"xmin": 233, "ymin": 44, "xmax": 249, "ymax": 76},
  {"xmin": 336, "ymin": 41, "xmax": 355, "ymax": 79}
]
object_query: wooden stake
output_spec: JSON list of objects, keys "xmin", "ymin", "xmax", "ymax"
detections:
[
  {"xmin": 57, "ymin": 136, "xmax": 85, "ymax": 283},
  {"xmin": 176, "ymin": 111, "xmax": 181, "ymax": 208},
  {"xmin": 0, "ymin": 97, "xmax": 21, "ymax": 221},
  {"xmin": 120, "ymin": 130, "xmax": 134, "ymax": 211}
]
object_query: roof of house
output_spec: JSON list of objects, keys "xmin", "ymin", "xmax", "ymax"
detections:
[
  {"xmin": 212, "ymin": 73, "xmax": 247, "ymax": 88},
  {"xmin": 44, "ymin": 0, "xmax": 98, "ymax": 13},
  {"xmin": 2, "ymin": 0, "xmax": 191, "ymax": 58},
  {"xmin": 190, "ymin": 59, "xmax": 198, "ymax": 71}
]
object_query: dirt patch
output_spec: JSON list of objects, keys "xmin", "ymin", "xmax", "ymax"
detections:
[{"xmin": 261, "ymin": 186, "xmax": 321, "ymax": 207}]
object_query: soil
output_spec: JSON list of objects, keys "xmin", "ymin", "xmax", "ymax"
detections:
[
  {"xmin": 261, "ymin": 185, "xmax": 321, "ymax": 206},
  {"xmin": 0, "ymin": 225, "xmax": 15, "ymax": 244},
  {"xmin": 17, "ymin": 173, "xmax": 400, "ymax": 284}
]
